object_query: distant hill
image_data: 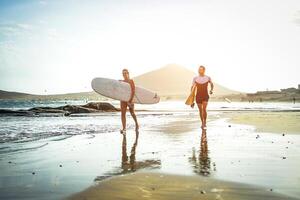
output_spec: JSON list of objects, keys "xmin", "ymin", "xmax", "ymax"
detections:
[
  {"xmin": 0, "ymin": 90, "xmax": 102, "ymax": 100},
  {"xmin": 133, "ymin": 64, "xmax": 241, "ymax": 97},
  {"xmin": 0, "ymin": 90, "xmax": 33, "ymax": 99},
  {"xmin": 0, "ymin": 64, "xmax": 242, "ymax": 101}
]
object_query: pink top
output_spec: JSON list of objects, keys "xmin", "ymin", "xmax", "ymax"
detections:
[{"xmin": 192, "ymin": 75, "xmax": 212, "ymax": 85}]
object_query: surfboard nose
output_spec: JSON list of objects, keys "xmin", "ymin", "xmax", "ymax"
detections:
[
  {"xmin": 153, "ymin": 93, "xmax": 160, "ymax": 103},
  {"xmin": 91, "ymin": 78, "xmax": 97, "ymax": 90}
]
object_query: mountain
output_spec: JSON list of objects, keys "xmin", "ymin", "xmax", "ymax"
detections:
[
  {"xmin": 0, "ymin": 90, "xmax": 33, "ymax": 99},
  {"xmin": 133, "ymin": 64, "xmax": 241, "ymax": 97},
  {"xmin": 0, "ymin": 90, "xmax": 103, "ymax": 100},
  {"xmin": 0, "ymin": 64, "xmax": 241, "ymax": 100}
]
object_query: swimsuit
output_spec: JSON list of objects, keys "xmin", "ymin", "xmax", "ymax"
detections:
[{"xmin": 192, "ymin": 75, "xmax": 211, "ymax": 104}]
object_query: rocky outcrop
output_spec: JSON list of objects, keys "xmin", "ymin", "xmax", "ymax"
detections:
[
  {"xmin": 0, "ymin": 109, "xmax": 34, "ymax": 116},
  {"xmin": 0, "ymin": 102, "xmax": 118, "ymax": 116},
  {"xmin": 81, "ymin": 102, "xmax": 118, "ymax": 112}
]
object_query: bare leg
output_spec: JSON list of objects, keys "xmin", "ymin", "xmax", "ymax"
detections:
[
  {"xmin": 202, "ymin": 101, "xmax": 208, "ymax": 127},
  {"xmin": 120, "ymin": 101, "xmax": 127, "ymax": 133},
  {"xmin": 129, "ymin": 105, "xmax": 139, "ymax": 131},
  {"xmin": 197, "ymin": 103, "xmax": 204, "ymax": 127}
]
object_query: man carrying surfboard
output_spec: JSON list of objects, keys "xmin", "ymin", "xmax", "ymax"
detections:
[
  {"xmin": 120, "ymin": 69, "xmax": 139, "ymax": 134},
  {"xmin": 188, "ymin": 66, "xmax": 214, "ymax": 129}
]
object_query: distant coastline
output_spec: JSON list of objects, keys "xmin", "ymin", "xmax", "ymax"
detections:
[
  {"xmin": 1, "ymin": 87, "xmax": 299, "ymax": 102},
  {"xmin": 0, "ymin": 65, "xmax": 299, "ymax": 102},
  {"xmin": 242, "ymin": 85, "xmax": 300, "ymax": 102}
]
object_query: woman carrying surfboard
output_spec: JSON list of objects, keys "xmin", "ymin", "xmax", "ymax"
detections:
[
  {"xmin": 187, "ymin": 66, "xmax": 214, "ymax": 129},
  {"xmin": 120, "ymin": 69, "xmax": 139, "ymax": 134}
]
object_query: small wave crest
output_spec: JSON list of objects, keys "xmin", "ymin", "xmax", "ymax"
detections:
[{"xmin": 0, "ymin": 142, "xmax": 49, "ymax": 154}]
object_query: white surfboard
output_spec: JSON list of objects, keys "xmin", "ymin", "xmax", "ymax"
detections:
[{"xmin": 91, "ymin": 77, "xmax": 160, "ymax": 104}]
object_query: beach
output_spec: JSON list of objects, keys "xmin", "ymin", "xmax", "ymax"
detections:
[
  {"xmin": 223, "ymin": 111, "xmax": 300, "ymax": 134},
  {"xmin": 1, "ymin": 0, "xmax": 300, "ymax": 199},
  {"xmin": 0, "ymin": 101, "xmax": 299, "ymax": 200},
  {"xmin": 68, "ymin": 172, "xmax": 299, "ymax": 200}
]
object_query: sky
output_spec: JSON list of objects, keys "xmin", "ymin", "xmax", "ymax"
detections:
[{"xmin": 0, "ymin": 0, "xmax": 299, "ymax": 94}]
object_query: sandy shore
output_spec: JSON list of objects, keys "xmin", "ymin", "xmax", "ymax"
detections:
[
  {"xmin": 1, "ymin": 108, "xmax": 300, "ymax": 200},
  {"xmin": 223, "ymin": 111, "xmax": 300, "ymax": 134},
  {"xmin": 67, "ymin": 172, "xmax": 298, "ymax": 200}
]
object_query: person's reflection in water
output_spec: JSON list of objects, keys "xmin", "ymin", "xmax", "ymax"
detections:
[
  {"xmin": 94, "ymin": 132, "xmax": 160, "ymax": 181},
  {"xmin": 121, "ymin": 131, "xmax": 139, "ymax": 172},
  {"xmin": 189, "ymin": 129, "xmax": 216, "ymax": 176}
]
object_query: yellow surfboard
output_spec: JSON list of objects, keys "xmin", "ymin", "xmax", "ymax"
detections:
[{"xmin": 185, "ymin": 85, "xmax": 197, "ymax": 106}]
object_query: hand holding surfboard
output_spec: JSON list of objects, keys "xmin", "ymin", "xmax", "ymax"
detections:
[{"xmin": 185, "ymin": 85, "xmax": 197, "ymax": 106}]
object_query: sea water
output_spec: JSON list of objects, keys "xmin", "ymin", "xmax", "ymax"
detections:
[{"xmin": 0, "ymin": 100, "xmax": 299, "ymax": 144}]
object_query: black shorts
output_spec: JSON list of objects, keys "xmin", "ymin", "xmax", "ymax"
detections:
[{"xmin": 196, "ymin": 94, "xmax": 209, "ymax": 104}]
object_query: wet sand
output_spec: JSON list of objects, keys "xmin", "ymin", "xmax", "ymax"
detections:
[
  {"xmin": 68, "ymin": 172, "xmax": 298, "ymax": 200},
  {"xmin": 223, "ymin": 111, "xmax": 300, "ymax": 134},
  {"xmin": 1, "ymin": 110, "xmax": 300, "ymax": 200},
  {"xmin": 66, "ymin": 111, "xmax": 300, "ymax": 200}
]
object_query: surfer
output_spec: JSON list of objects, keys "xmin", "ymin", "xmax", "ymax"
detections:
[
  {"xmin": 120, "ymin": 69, "xmax": 139, "ymax": 134},
  {"xmin": 191, "ymin": 66, "xmax": 214, "ymax": 129}
]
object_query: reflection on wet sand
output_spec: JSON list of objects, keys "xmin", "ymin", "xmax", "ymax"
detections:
[
  {"xmin": 122, "ymin": 131, "xmax": 139, "ymax": 172},
  {"xmin": 189, "ymin": 129, "xmax": 216, "ymax": 176},
  {"xmin": 121, "ymin": 132, "xmax": 161, "ymax": 173},
  {"xmin": 95, "ymin": 132, "xmax": 161, "ymax": 181}
]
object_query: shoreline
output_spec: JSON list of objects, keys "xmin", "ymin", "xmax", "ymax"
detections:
[{"xmin": 1, "ymin": 107, "xmax": 300, "ymax": 117}]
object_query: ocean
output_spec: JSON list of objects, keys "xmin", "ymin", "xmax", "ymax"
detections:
[{"xmin": 1, "ymin": 100, "xmax": 299, "ymax": 144}]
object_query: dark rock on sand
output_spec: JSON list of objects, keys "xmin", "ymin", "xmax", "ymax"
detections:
[
  {"xmin": 82, "ymin": 102, "xmax": 117, "ymax": 111},
  {"xmin": 0, "ymin": 109, "xmax": 35, "ymax": 116},
  {"xmin": 28, "ymin": 107, "xmax": 66, "ymax": 113},
  {"xmin": 0, "ymin": 102, "xmax": 118, "ymax": 116}
]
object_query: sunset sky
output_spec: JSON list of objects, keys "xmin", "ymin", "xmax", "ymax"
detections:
[{"xmin": 0, "ymin": 0, "xmax": 300, "ymax": 94}]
